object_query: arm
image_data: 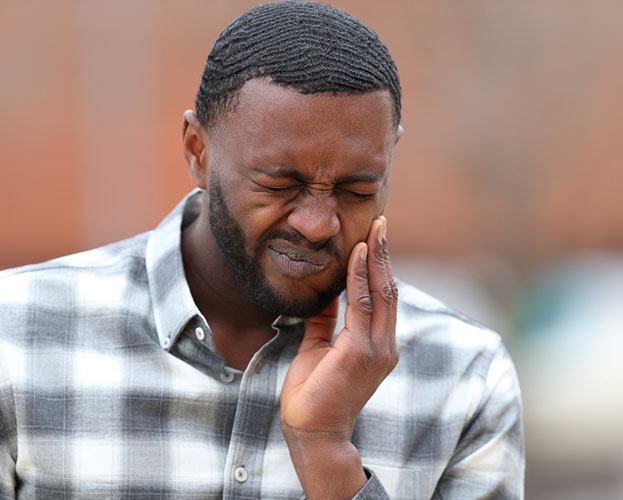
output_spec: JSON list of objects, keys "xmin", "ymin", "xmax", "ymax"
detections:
[
  {"xmin": 280, "ymin": 216, "xmax": 397, "ymax": 499},
  {"xmin": 433, "ymin": 343, "xmax": 525, "ymax": 499},
  {"xmin": 0, "ymin": 351, "xmax": 17, "ymax": 498}
]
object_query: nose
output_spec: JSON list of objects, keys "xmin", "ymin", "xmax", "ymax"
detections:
[{"xmin": 287, "ymin": 190, "xmax": 340, "ymax": 244}]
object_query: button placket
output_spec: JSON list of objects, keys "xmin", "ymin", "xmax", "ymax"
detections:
[{"xmin": 221, "ymin": 330, "xmax": 294, "ymax": 498}]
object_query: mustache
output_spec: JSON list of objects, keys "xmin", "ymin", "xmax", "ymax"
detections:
[{"xmin": 257, "ymin": 229, "xmax": 341, "ymax": 258}]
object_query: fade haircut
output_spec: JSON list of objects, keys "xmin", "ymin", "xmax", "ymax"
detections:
[{"xmin": 195, "ymin": 1, "xmax": 401, "ymax": 129}]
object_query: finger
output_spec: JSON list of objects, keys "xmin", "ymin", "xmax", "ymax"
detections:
[
  {"xmin": 343, "ymin": 241, "xmax": 372, "ymax": 339},
  {"xmin": 299, "ymin": 297, "xmax": 339, "ymax": 352},
  {"xmin": 378, "ymin": 216, "xmax": 399, "ymax": 359},
  {"xmin": 367, "ymin": 217, "xmax": 397, "ymax": 351}
]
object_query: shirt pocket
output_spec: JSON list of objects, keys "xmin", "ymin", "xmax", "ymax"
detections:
[{"xmin": 364, "ymin": 463, "xmax": 439, "ymax": 499}]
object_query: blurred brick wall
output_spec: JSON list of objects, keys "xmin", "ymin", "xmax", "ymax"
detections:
[{"xmin": 1, "ymin": 1, "xmax": 622, "ymax": 269}]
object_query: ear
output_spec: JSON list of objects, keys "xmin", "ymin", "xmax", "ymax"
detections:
[
  {"xmin": 394, "ymin": 124, "xmax": 404, "ymax": 145},
  {"xmin": 182, "ymin": 110, "xmax": 210, "ymax": 189}
]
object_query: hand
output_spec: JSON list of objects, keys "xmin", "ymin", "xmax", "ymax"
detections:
[{"xmin": 280, "ymin": 216, "xmax": 399, "ymax": 499}]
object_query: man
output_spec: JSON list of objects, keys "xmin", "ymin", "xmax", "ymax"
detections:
[{"xmin": 0, "ymin": 2, "xmax": 524, "ymax": 498}]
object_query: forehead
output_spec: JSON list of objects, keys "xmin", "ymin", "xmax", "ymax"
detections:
[
  {"xmin": 213, "ymin": 78, "xmax": 396, "ymax": 178},
  {"xmin": 231, "ymin": 77, "xmax": 394, "ymax": 122}
]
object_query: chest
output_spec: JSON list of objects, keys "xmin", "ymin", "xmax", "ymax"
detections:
[{"xmin": 9, "ymin": 334, "xmax": 459, "ymax": 499}]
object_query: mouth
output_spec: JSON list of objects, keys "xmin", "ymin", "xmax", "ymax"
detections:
[{"xmin": 267, "ymin": 240, "xmax": 331, "ymax": 279}]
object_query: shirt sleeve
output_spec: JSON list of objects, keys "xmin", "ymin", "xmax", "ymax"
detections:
[
  {"xmin": 351, "ymin": 468, "xmax": 390, "ymax": 499},
  {"xmin": 433, "ymin": 341, "xmax": 525, "ymax": 499},
  {"xmin": 0, "ymin": 352, "xmax": 17, "ymax": 499},
  {"xmin": 297, "ymin": 467, "xmax": 390, "ymax": 500}
]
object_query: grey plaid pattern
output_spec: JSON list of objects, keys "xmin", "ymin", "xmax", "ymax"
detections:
[{"xmin": 0, "ymin": 190, "xmax": 524, "ymax": 499}]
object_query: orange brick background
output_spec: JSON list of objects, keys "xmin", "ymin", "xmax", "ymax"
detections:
[{"xmin": 2, "ymin": 1, "xmax": 621, "ymax": 270}]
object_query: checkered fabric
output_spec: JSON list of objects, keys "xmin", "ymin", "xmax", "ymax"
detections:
[{"xmin": 0, "ymin": 190, "xmax": 524, "ymax": 499}]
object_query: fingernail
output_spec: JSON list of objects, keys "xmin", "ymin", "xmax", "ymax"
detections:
[{"xmin": 381, "ymin": 218, "xmax": 387, "ymax": 240}]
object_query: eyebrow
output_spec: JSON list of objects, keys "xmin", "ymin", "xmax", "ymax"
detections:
[{"xmin": 256, "ymin": 166, "xmax": 383, "ymax": 184}]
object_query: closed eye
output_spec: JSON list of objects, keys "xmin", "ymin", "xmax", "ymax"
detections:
[
  {"xmin": 265, "ymin": 184, "xmax": 299, "ymax": 192},
  {"xmin": 255, "ymin": 179, "xmax": 376, "ymax": 200},
  {"xmin": 254, "ymin": 182, "xmax": 302, "ymax": 196},
  {"xmin": 337, "ymin": 187, "xmax": 375, "ymax": 200}
]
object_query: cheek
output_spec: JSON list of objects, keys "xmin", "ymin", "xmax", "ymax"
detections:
[
  {"xmin": 231, "ymin": 186, "xmax": 381, "ymax": 249},
  {"xmin": 250, "ymin": 194, "xmax": 293, "ymax": 217},
  {"xmin": 231, "ymin": 196, "xmax": 289, "ymax": 241},
  {"xmin": 338, "ymin": 206, "xmax": 378, "ymax": 251}
]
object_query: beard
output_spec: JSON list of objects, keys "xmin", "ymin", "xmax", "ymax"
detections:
[{"xmin": 207, "ymin": 175, "xmax": 347, "ymax": 318}]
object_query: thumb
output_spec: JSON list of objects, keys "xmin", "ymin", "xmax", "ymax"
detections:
[{"xmin": 298, "ymin": 298, "xmax": 339, "ymax": 352}]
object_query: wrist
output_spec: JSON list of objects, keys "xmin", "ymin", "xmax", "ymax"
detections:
[{"xmin": 282, "ymin": 425, "xmax": 367, "ymax": 500}]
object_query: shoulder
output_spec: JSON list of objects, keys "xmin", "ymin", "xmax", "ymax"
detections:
[
  {"xmin": 392, "ymin": 278, "xmax": 519, "ymax": 414},
  {"xmin": 1, "ymin": 231, "xmax": 150, "ymax": 278},
  {"xmin": 0, "ymin": 232, "xmax": 152, "ymax": 342},
  {"xmin": 395, "ymin": 278, "xmax": 504, "ymax": 361}
]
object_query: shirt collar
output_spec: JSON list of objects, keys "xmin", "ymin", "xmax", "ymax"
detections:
[
  {"xmin": 146, "ymin": 189, "xmax": 203, "ymax": 350},
  {"xmin": 146, "ymin": 189, "xmax": 304, "ymax": 351}
]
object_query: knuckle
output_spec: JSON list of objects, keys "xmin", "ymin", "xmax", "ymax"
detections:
[
  {"xmin": 389, "ymin": 351, "xmax": 400, "ymax": 371},
  {"xmin": 381, "ymin": 281, "xmax": 394, "ymax": 303},
  {"xmin": 378, "ymin": 350, "xmax": 399, "ymax": 377},
  {"xmin": 356, "ymin": 293, "xmax": 373, "ymax": 314},
  {"xmin": 374, "ymin": 247, "xmax": 386, "ymax": 266},
  {"xmin": 374, "ymin": 349, "xmax": 396, "ymax": 378},
  {"xmin": 378, "ymin": 278, "xmax": 398, "ymax": 305},
  {"xmin": 381, "ymin": 239, "xmax": 390, "ymax": 261},
  {"xmin": 390, "ymin": 278, "xmax": 399, "ymax": 299}
]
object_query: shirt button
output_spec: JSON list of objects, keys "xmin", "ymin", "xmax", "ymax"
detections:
[
  {"xmin": 162, "ymin": 338, "xmax": 171, "ymax": 348},
  {"xmin": 220, "ymin": 371, "xmax": 235, "ymax": 383},
  {"xmin": 195, "ymin": 327, "xmax": 205, "ymax": 341},
  {"xmin": 234, "ymin": 466, "xmax": 248, "ymax": 483}
]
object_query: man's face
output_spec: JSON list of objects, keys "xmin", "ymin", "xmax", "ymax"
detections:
[{"xmin": 202, "ymin": 79, "xmax": 398, "ymax": 318}]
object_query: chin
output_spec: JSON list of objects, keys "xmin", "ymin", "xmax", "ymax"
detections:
[
  {"xmin": 262, "ymin": 293, "xmax": 338, "ymax": 319},
  {"xmin": 257, "ymin": 276, "xmax": 345, "ymax": 319},
  {"xmin": 243, "ymin": 254, "xmax": 346, "ymax": 318}
]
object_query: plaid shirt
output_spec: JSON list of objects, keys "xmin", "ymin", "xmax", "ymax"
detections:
[{"xmin": 0, "ymin": 190, "xmax": 524, "ymax": 499}]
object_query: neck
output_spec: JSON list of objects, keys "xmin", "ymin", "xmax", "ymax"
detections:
[{"xmin": 181, "ymin": 216, "xmax": 277, "ymax": 369}]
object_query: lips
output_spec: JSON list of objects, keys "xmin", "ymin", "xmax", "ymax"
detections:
[{"xmin": 268, "ymin": 239, "xmax": 331, "ymax": 279}]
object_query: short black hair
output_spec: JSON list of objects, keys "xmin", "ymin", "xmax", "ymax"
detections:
[{"xmin": 195, "ymin": 1, "xmax": 401, "ymax": 129}]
